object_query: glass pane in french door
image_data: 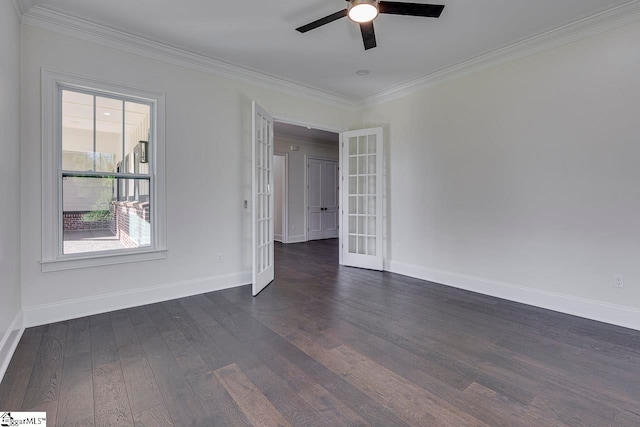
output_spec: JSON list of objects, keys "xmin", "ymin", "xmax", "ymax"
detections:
[{"xmin": 347, "ymin": 134, "xmax": 377, "ymax": 256}]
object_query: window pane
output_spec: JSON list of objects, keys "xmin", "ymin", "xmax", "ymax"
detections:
[
  {"xmin": 358, "ymin": 196, "xmax": 367, "ymax": 215},
  {"xmin": 358, "ymin": 136, "xmax": 367, "ymax": 155},
  {"xmin": 368, "ymin": 196, "xmax": 376, "ymax": 215},
  {"xmin": 349, "ymin": 235, "xmax": 357, "ymax": 254},
  {"xmin": 349, "ymin": 137, "xmax": 358, "ymax": 155},
  {"xmin": 368, "ymin": 155, "xmax": 376, "ymax": 174},
  {"xmin": 349, "ymin": 156, "xmax": 357, "ymax": 175},
  {"xmin": 349, "ymin": 176, "xmax": 357, "ymax": 194},
  {"xmin": 124, "ymin": 101, "xmax": 151, "ymax": 174},
  {"xmin": 368, "ymin": 176, "xmax": 376, "ymax": 194},
  {"xmin": 358, "ymin": 236, "xmax": 366, "ymax": 255},
  {"xmin": 349, "ymin": 215, "xmax": 357, "ymax": 234},
  {"xmin": 349, "ymin": 196, "xmax": 357, "ymax": 214},
  {"xmin": 62, "ymin": 90, "xmax": 94, "ymax": 171},
  {"xmin": 368, "ymin": 134, "xmax": 376, "ymax": 154},
  {"xmin": 61, "ymin": 91, "xmax": 152, "ymax": 174},
  {"xmin": 358, "ymin": 176, "xmax": 366, "ymax": 195},
  {"xmin": 96, "ymin": 96, "xmax": 123, "ymax": 173},
  {"xmin": 358, "ymin": 216, "xmax": 366, "ymax": 235},
  {"xmin": 63, "ymin": 176, "xmax": 151, "ymax": 255},
  {"xmin": 358, "ymin": 154, "xmax": 367, "ymax": 174}
]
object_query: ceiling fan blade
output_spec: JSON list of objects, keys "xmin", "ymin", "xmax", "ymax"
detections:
[
  {"xmin": 378, "ymin": 1, "xmax": 445, "ymax": 17},
  {"xmin": 359, "ymin": 22, "xmax": 377, "ymax": 50},
  {"xmin": 296, "ymin": 9, "xmax": 348, "ymax": 33}
]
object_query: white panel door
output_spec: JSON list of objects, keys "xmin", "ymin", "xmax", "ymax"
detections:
[
  {"xmin": 341, "ymin": 128, "xmax": 384, "ymax": 270},
  {"xmin": 307, "ymin": 158, "xmax": 339, "ymax": 240},
  {"xmin": 322, "ymin": 161, "xmax": 339, "ymax": 239},
  {"xmin": 252, "ymin": 102, "xmax": 274, "ymax": 296}
]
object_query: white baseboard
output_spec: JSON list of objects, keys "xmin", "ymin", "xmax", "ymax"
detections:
[
  {"xmin": 23, "ymin": 271, "xmax": 251, "ymax": 327},
  {"xmin": 0, "ymin": 310, "xmax": 25, "ymax": 383},
  {"xmin": 274, "ymin": 234, "xmax": 283, "ymax": 243},
  {"xmin": 385, "ymin": 259, "xmax": 640, "ymax": 332},
  {"xmin": 287, "ymin": 234, "xmax": 307, "ymax": 243}
]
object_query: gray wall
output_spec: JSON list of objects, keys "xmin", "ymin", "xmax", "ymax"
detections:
[{"xmin": 361, "ymin": 19, "xmax": 640, "ymax": 327}]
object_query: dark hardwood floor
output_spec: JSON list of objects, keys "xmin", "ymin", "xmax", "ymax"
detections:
[{"xmin": 2, "ymin": 239, "xmax": 640, "ymax": 426}]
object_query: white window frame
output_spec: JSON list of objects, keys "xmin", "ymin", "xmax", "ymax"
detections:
[{"xmin": 41, "ymin": 69, "xmax": 167, "ymax": 272}]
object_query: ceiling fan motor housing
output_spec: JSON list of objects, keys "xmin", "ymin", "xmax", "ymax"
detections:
[{"xmin": 348, "ymin": 0, "xmax": 380, "ymax": 23}]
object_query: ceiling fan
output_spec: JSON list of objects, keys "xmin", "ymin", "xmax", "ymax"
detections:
[{"xmin": 296, "ymin": 0, "xmax": 445, "ymax": 50}]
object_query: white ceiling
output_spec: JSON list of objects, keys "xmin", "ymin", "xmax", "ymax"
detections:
[{"xmin": 22, "ymin": 0, "xmax": 635, "ymax": 100}]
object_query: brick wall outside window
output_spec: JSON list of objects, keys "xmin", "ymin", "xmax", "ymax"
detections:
[
  {"xmin": 63, "ymin": 211, "xmax": 113, "ymax": 231},
  {"xmin": 63, "ymin": 201, "xmax": 150, "ymax": 249}
]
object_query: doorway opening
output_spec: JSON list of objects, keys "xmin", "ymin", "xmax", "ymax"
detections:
[
  {"xmin": 251, "ymin": 102, "xmax": 384, "ymax": 295},
  {"xmin": 272, "ymin": 121, "xmax": 341, "ymax": 276}
]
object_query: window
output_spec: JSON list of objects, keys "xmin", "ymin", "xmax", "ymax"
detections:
[{"xmin": 42, "ymin": 70, "xmax": 166, "ymax": 271}]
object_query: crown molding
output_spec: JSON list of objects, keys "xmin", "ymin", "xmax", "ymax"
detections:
[
  {"xmin": 360, "ymin": 0, "xmax": 640, "ymax": 107},
  {"xmin": 11, "ymin": 0, "xmax": 23, "ymax": 19},
  {"xmin": 21, "ymin": 6, "xmax": 358, "ymax": 110},
  {"xmin": 12, "ymin": 0, "xmax": 35, "ymax": 18}
]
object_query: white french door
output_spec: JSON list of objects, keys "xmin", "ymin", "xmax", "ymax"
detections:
[
  {"xmin": 252, "ymin": 102, "xmax": 274, "ymax": 296},
  {"xmin": 341, "ymin": 127, "xmax": 384, "ymax": 270},
  {"xmin": 307, "ymin": 158, "xmax": 339, "ymax": 241}
]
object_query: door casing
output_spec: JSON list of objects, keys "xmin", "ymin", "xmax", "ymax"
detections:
[
  {"xmin": 274, "ymin": 152, "xmax": 288, "ymax": 243},
  {"xmin": 262, "ymin": 118, "xmax": 384, "ymax": 273}
]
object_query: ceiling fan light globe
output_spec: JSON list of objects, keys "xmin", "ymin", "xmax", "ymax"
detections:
[{"xmin": 348, "ymin": 0, "xmax": 379, "ymax": 23}]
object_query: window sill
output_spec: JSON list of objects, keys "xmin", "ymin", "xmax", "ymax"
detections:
[{"xmin": 40, "ymin": 248, "xmax": 167, "ymax": 272}]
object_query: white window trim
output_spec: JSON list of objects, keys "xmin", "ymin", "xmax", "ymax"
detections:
[{"xmin": 41, "ymin": 69, "xmax": 167, "ymax": 272}]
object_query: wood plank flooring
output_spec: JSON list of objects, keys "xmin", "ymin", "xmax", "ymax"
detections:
[{"xmin": 3, "ymin": 239, "xmax": 640, "ymax": 426}]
